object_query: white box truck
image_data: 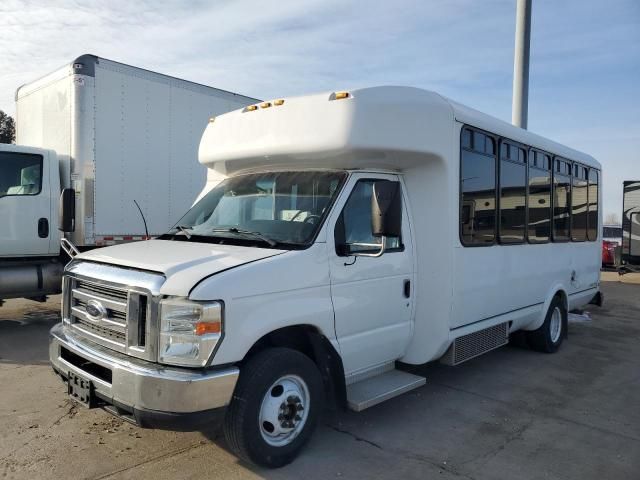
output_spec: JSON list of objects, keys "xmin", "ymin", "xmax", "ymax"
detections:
[
  {"xmin": 0, "ymin": 55, "xmax": 258, "ymax": 304},
  {"xmin": 49, "ymin": 87, "xmax": 602, "ymax": 467}
]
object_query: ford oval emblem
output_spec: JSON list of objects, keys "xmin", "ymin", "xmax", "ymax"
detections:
[{"xmin": 85, "ymin": 299, "xmax": 108, "ymax": 321}]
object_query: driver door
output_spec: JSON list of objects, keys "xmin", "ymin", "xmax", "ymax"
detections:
[
  {"xmin": 328, "ymin": 173, "xmax": 414, "ymax": 376},
  {"xmin": 0, "ymin": 150, "xmax": 52, "ymax": 257}
]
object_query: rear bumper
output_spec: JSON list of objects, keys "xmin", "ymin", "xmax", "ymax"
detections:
[{"xmin": 49, "ymin": 322, "xmax": 238, "ymax": 429}]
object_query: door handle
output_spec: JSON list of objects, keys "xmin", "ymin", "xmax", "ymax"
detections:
[
  {"xmin": 403, "ymin": 279, "xmax": 411, "ymax": 298},
  {"xmin": 38, "ymin": 218, "xmax": 49, "ymax": 238}
]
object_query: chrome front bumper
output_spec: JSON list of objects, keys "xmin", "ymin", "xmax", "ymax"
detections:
[{"xmin": 49, "ymin": 323, "xmax": 238, "ymax": 424}]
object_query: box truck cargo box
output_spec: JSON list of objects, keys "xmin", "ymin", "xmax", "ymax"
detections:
[{"xmin": 0, "ymin": 54, "xmax": 258, "ymax": 302}]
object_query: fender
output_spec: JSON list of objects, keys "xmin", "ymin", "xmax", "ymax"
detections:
[{"xmin": 523, "ymin": 282, "xmax": 568, "ymax": 332}]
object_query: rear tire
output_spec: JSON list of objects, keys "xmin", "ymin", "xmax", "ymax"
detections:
[
  {"xmin": 527, "ymin": 296, "xmax": 566, "ymax": 353},
  {"xmin": 223, "ymin": 347, "xmax": 323, "ymax": 468}
]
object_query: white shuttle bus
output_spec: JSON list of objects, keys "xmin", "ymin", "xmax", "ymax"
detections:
[{"xmin": 49, "ymin": 87, "xmax": 602, "ymax": 467}]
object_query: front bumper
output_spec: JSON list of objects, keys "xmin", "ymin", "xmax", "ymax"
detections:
[{"xmin": 49, "ymin": 323, "xmax": 238, "ymax": 429}]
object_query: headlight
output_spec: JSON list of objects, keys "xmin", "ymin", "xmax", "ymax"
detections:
[{"xmin": 159, "ymin": 298, "xmax": 223, "ymax": 367}]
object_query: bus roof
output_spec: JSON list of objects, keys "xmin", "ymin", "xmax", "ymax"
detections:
[{"xmin": 199, "ymin": 86, "xmax": 600, "ymax": 174}]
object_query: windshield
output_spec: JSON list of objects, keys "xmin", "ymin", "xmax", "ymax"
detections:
[{"xmin": 165, "ymin": 171, "xmax": 347, "ymax": 248}]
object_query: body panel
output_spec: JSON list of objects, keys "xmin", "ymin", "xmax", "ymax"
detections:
[
  {"xmin": 76, "ymin": 239, "xmax": 285, "ymax": 296},
  {"xmin": 189, "ymin": 243, "xmax": 337, "ymax": 366},
  {"xmin": 15, "ymin": 55, "xmax": 258, "ymax": 247}
]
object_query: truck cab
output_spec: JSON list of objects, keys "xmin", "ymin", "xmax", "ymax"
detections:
[{"xmin": 0, "ymin": 144, "xmax": 63, "ymax": 301}]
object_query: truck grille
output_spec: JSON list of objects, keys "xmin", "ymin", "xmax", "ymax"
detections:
[
  {"xmin": 65, "ymin": 276, "xmax": 152, "ymax": 358},
  {"xmin": 62, "ymin": 261, "xmax": 164, "ymax": 362}
]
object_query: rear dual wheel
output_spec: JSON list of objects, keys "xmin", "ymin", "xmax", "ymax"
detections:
[{"xmin": 223, "ymin": 347, "xmax": 323, "ymax": 468}]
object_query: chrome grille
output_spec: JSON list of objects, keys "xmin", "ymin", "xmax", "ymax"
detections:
[
  {"xmin": 62, "ymin": 261, "xmax": 165, "ymax": 362},
  {"xmin": 75, "ymin": 280, "xmax": 128, "ymax": 302},
  {"xmin": 69, "ymin": 279, "xmax": 129, "ymax": 352}
]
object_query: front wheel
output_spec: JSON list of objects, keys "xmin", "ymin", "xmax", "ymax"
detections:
[
  {"xmin": 527, "ymin": 296, "xmax": 566, "ymax": 353},
  {"xmin": 223, "ymin": 347, "xmax": 324, "ymax": 468}
]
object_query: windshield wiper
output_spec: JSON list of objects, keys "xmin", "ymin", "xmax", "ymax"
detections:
[
  {"xmin": 209, "ymin": 227, "xmax": 277, "ymax": 247},
  {"xmin": 174, "ymin": 225, "xmax": 192, "ymax": 239}
]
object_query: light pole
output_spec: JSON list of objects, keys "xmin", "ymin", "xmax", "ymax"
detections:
[{"xmin": 512, "ymin": 0, "xmax": 532, "ymax": 129}]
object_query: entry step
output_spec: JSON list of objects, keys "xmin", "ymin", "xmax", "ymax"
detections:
[{"xmin": 346, "ymin": 369, "xmax": 426, "ymax": 412}]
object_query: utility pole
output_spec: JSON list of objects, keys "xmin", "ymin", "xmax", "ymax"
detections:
[{"xmin": 512, "ymin": 0, "xmax": 532, "ymax": 129}]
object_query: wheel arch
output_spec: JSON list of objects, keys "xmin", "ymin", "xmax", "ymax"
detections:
[
  {"xmin": 241, "ymin": 324, "xmax": 346, "ymax": 410},
  {"xmin": 524, "ymin": 284, "xmax": 568, "ymax": 332}
]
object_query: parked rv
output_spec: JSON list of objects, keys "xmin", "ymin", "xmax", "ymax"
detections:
[
  {"xmin": 0, "ymin": 55, "xmax": 257, "ymax": 304},
  {"xmin": 622, "ymin": 181, "xmax": 640, "ymax": 267},
  {"xmin": 49, "ymin": 87, "xmax": 602, "ymax": 467}
]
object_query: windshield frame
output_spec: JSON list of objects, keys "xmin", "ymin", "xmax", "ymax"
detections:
[{"xmin": 162, "ymin": 169, "xmax": 349, "ymax": 250}]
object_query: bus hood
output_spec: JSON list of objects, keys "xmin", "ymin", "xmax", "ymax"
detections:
[{"xmin": 76, "ymin": 240, "xmax": 286, "ymax": 295}]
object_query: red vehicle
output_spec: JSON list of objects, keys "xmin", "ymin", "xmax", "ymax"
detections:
[
  {"xmin": 601, "ymin": 224, "xmax": 622, "ymax": 268},
  {"xmin": 602, "ymin": 240, "xmax": 617, "ymax": 267}
]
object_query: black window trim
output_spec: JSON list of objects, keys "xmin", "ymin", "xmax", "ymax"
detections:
[
  {"xmin": 459, "ymin": 124, "xmax": 601, "ymax": 248},
  {"xmin": 527, "ymin": 147, "xmax": 553, "ymax": 244},
  {"xmin": 334, "ymin": 177, "xmax": 405, "ymax": 257},
  {"xmin": 498, "ymin": 138, "xmax": 528, "ymax": 246},
  {"xmin": 570, "ymin": 161, "xmax": 589, "ymax": 243},
  {"xmin": 587, "ymin": 168, "xmax": 599, "ymax": 241},
  {"xmin": 551, "ymin": 156, "xmax": 572, "ymax": 243},
  {"xmin": 0, "ymin": 152, "xmax": 44, "ymax": 198},
  {"xmin": 459, "ymin": 125, "xmax": 498, "ymax": 247}
]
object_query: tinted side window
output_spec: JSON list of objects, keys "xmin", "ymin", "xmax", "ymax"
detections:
[
  {"xmin": 587, "ymin": 169, "xmax": 599, "ymax": 241},
  {"xmin": 571, "ymin": 165, "xmax": 588, "ymax": 241},
  {"xmin": 553, "ymin": 160, "xmax": 571, "ymax": 241},
  {"xmin": 528, "ymin": 158, "xmax": 551, "ymax": 243},
  {"xmin": 460, "ymin": 129, "xmax": 496, "ymax": 245},
  {"xmin": 499, "ymin": 143, "xmax": 526, "ymax": 244},
  {"xmin": 336, "ymin": 180, "xmax": 401, "ymax": 255},
  {"xmin": 0, "ymin": 152, "xmax": 43, "ymax": 197}
]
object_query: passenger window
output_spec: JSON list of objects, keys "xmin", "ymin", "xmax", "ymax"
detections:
[
  {"xmin": 528, "ymin": 151, "xmax": 552, "ymax": 243},
  {"xmin": 587, "ymin": 169, "xmax": 599, "ymax": 241},
  {"xmin": 499, "ymin": 143, "xmax": 526, "ymax": 244},
  {"xmin": 460, "ymin": 128, "xmax": 496, "ymax": 245},
  {"xmin": 0, "ymin": 152, "xmax": 43, "ymax": 197},
  {"xmin": 553, "ymin": 160, "xmax": 571, "ymax": 241},
  {"xmin": 335, "ymin": 180, "xmax": 402, "ymax": 255},
  {"xmin": 571, "ymin": 165, "xmax": 588, "ymax": 242}
]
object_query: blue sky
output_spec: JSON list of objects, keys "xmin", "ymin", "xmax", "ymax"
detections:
[{"xmin": 1, "ymin": 0, "xmax": 638, "ymax": 219}]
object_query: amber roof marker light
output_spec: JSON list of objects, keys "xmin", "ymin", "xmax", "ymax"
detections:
[{"xmin": 332, "ymin": 91, "xmax": 350, "ymax": 100}]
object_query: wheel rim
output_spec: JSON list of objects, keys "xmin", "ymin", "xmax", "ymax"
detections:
[
  {"xmin": 259, "ymin": 374, "xmax": 310, "ymax": 447},
  {"xmin": 550, "ymin": 306, "xmax": 562, "ymax": 343}
]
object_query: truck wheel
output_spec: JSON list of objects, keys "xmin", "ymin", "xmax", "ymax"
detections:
[
  {"xmin": 527, "ymin": 296, "xmax": 566, "ymax": 353},
  {"xmin": 223, "ymin": 347, "xmax": 323, "ymax": 468}
]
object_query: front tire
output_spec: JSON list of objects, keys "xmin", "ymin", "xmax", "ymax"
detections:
[
  {"xmin": 527, "ymin": 296, "xmax": 566, "ymax": 353},
  {"xmin": 223, "ymin": 347, "xmax": 323, "ymax": 468}
]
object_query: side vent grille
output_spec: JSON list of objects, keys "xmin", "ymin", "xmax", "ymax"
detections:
[{"xmin": 441, "ymin": 322, "xmax": 509, "ymax": 366}]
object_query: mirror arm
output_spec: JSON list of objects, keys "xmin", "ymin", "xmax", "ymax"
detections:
[{"xmin": 349, "ymin": 236, "xmax": 387, "ymax": 258}]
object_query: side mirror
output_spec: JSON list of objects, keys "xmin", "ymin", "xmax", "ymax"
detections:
[
  {"xmin": 59, "ymin": 188, "xmax": 75, "ymax": 232},
  {"xmin": 371, "ymin": 180, "xmax": 402, "ymax": 238}
]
